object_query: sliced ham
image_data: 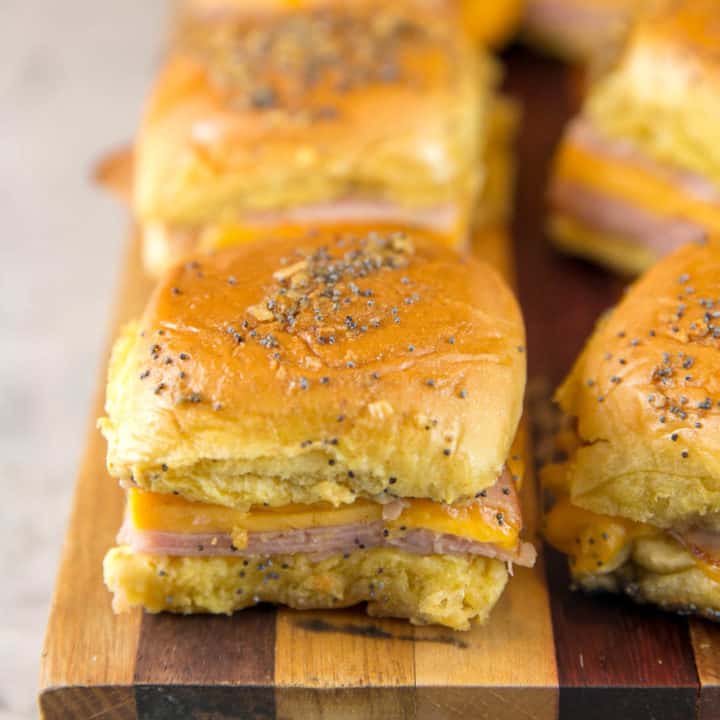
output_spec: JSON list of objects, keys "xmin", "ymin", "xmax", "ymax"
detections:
[
  {"xmin": 551, "ymin": 179, "xmax": 707, "ymax": 254},
  {"xmin": 676, "ymin": 528, "xmax": 720, "ymax": 570},
  {"xmin": 119, "ymin": 469, "xmax": 535, "ymax": 567},
  {"xmin": 243, "ymin": 200, "xmax": 460, "ymax": 233},
  {"xmin": 567, "ymin": 119, "xmax": 720, "ymax": 205},
  {"xmin": 120, "ymin": 519, "xmax": 536, "ymax": 567}
]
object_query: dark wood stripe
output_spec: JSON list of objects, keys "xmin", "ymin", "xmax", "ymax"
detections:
[
  {"xmin": 546, "ymin": 550, "xmax": 698, "ymax": 718},
  {"xmin": 505, "ymin": 47, "xmax": 702, "ymax": 718},
  {"xmin": 504, "ymin": 46, "xmax": 626, "ymax": 391},
  {"xmin": 134, "ymin": 607, "xmax": 276, "ymax": 719}
]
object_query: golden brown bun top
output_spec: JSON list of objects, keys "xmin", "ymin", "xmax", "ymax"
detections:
[
  {"xmin": 168, "ymin": 1, "xmax": 469, "ymax": 120},
  {"xmin": 109, "ymin": 226, "xmax": 525, "ymax": 499},
  {"xmin": 558, "ymin": 240, "xmax": 720, "ymax": 484}
]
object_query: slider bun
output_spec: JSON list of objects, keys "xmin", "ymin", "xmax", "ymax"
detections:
[
  {"xmin": 575, "ymin": 534, "xmax": 720, "ymax": 621},
  {"xmin": 135, "ymin": 1, "xmax": 485, "ymax": 230},
  {"xmin": 100, "ymin": 228, "xmax": 526, "ymax": 509},
  {"xmin": 556, "ymin": 240, "xmax": 720, "ymax": 531},
  {"xmin": 586, "ymin": 0, "xmax": 720, "ymax": 190},
  {"xmin": 104, "ymin": 545, "xmax": 508, "ymax": 630}
]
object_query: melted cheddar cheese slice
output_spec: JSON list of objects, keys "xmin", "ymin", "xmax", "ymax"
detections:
[
  {"xmin": 555, "ymin": 139, "xmax": 720, "ymax": 232},
  {"xmin": 544, "ymin": 495, "xmax": 720, "ymax": 583},
  {"xmin": 128, "ymin": 488, "xmax": 519, "ymax": 550}
]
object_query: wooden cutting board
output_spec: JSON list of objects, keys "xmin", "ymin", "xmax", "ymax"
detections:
[{"xmin": 38, "ymin": 47, "xmax": 719, "ymax": 720}]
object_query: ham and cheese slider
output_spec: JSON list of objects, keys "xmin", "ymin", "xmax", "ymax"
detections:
[
  {"xmin": 543, "ymin": 240, "xmax": 720, "ymax": 620},
  {"xmin": 101, "ymin": 226, "xmax": 535, "ymax": 629},
  {"xmin": 548, "ymin": 0, "xmax": 720, "ymax": 274},
  {"xmin": 134, "ymin": 0, "xmax": 494, "ymax": 276}
]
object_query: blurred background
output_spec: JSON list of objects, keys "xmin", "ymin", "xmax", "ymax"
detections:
[{"xmin": 1, "ymin": 3, "xmax": 168, "ymax": 718}]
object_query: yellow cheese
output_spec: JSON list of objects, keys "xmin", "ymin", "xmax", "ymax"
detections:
[
  {"xmin": 544, "ymin": 496, "xmax": 720, "ymax": 585},
  {"xmin": 543, "ymin": 496, "xmax": 655, "ymax": 575},
  {"xmin": 555, "ymin": 140, "xmax": 720, "ymax": 233},
  {"xmin": 128, "ymin": 489, "xmax": 519, "ymax": 550}
]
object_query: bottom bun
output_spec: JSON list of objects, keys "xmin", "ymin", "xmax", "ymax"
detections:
[
  {"xmin": 572, "ymin": 534, "xmax": 720, "ymax": 621},
  {"xmin": 104, "ymin": 546, "xmax": 508, "ymax": 630},
  {"xmin": 548, "ymin": 214, "xmax": 657, "ymax": 276}
]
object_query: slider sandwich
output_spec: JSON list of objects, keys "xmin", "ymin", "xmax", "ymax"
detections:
[
  {"xmin": 548, "ymin": 0, "xmax": 720, "ymax": 274},
  {"xmin": 543, "ymin": 240, "xmax": 720, "ymax": 620},
  {"xmin": 101, "ymin": 227, "xmax": 536, "ymax": 629},
  {"xmin": 133, "ymin": 0, "xmax": 495, "ymax": 276}
]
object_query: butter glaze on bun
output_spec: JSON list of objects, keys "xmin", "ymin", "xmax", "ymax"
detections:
[
  {"xmin": 100, "ymin": 227, "xmax": 526, "ymax": 510},
  {"xmin": 555, "ymin": 240, "xmax": 720, "ymax": 532}
]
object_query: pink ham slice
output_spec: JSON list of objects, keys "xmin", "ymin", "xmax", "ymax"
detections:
[
  {"xmin": 119, "ymin": 469, "xmax": 536, "ymax": 567},
  {"xmin": 567, "ymin": 119, "xmax": 720, "ymax": 205},
  {"xmin": 119, "ymin": 520, "xmax": 537, "ymax": 567},
  {"xmin": 550, "ymin": 180, "xmax": 708, "ymax": 255},
  {"xmin": 242, "ymin": 200, "xmax": 460, "ymax": 233}
]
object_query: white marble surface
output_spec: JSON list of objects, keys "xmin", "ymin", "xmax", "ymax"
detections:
[{"xmin": 1, "ymin": 3, "xmax": 169, "ymax": 718}]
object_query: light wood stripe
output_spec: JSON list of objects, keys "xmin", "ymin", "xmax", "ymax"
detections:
[
  {"xmin": 39, "ymin": 235, "xmax": 153, "ymax": 720},
  {"xmin": 690, "ymin": 620, "xmax": 720, "ymax": 720},
  {"xmin": 413, "ymin": 415, "xmax": 559, "ymax": 720},
  {"xmin": 274, "ymin": 610, "xmax": 415, "ymax": 719}
]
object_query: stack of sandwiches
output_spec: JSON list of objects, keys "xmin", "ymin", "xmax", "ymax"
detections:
[{"xmin": 100, "ymin": 0, "xmax": 534, "ymax": 630}]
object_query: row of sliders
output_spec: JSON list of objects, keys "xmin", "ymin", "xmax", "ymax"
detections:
[{"xmin": 100, "ymin": 0, "xmax": 532, "ymax": 630}]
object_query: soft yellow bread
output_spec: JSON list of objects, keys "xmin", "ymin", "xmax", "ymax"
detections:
[
  {"xmin": 100, "ymin": 227, "xmax": 526, "ymax": 510},
  {"xmin": 586, "ymin": 0, "xmax": 720, "ymax": 188},
  {"xmin": 104, "ymin": 545, "xmax": 508, "ymax": 630},
  {"xmin": 553, "ymin": 240, "xmax": 720, "ymax": 532},
  {"xmin": 135, "ymin": 0, "xmax": 490, "ymax": 269}
]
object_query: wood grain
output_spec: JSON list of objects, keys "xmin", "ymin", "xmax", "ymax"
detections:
[
  {"xmin": 505, "ymin": 46, "xmax": 713, "ymax": 720},
  {"xmin": 690, "ymin": 620, "xmax": 720, "ymax": 720},
  {"xmin": 39, "ymin": 235, "xmax": 153, "ymax": 720}
]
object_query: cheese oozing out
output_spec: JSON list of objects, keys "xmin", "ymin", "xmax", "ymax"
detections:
[
  {"xmin": 127, "ymin": 487, "xmax": 520, "ymax": 551},
  {"xmin": 554, "ymin": 131, "xmax": 720, "ymax": 234},
  {"xmin": 544, "ymin": 496, "xmax": 720, "ymax": 584}
]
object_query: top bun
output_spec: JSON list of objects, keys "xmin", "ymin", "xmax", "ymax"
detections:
[
  {"xmin": 556, "ymin": 240, "xmax": 720, "ymax": 531},
  {"xmin": 101, "ymin": 226, "xmax": 526, "ymax": 509}
]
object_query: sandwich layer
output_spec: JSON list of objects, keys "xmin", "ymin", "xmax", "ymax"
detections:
[
  {"xmin": 104, "ymin": 545, "xmax": 509, "ymax": 630},
  {"xmin": 119, "ymin": 462, "xmax": 537, "ymax": 566},
  {"xmin": 100, "ymin": 229, "xmax": 526, "ymax": 509},
  {"xmin": 543, "ymin": 496, "xmax": 720, "ymax": 619},
  {"xmin": 549, "ymin": 118, "xmax": 720, "ymax": 273}
]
